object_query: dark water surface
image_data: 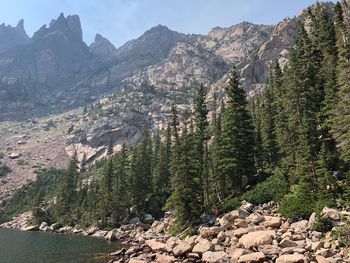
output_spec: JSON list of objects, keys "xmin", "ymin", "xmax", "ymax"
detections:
[{"xmin": 0, "ymin": 228, "xmax": 121, "ymax": 263}]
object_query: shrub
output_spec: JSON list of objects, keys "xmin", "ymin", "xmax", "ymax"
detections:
[
  {"xmin": 221, "ymin": 197, "xmax": 241, "ymax": 213},
  {"xmin": 332, "ymin": 220, "xmax": 350, "ymax": 247},
  {"xmin": 279, "ymin": 184, "xmax": 315, "ymax": 219},
  {"xmin": 221, "ymin": 176, "xmax": 289, "ymax": 213},
  {"xmin": 243, "ymin": 176, "xmax": 289, "ymax": 205},
  {"xmin": 312, "ymin": 216, "xmax": 333, "ymax": 232},
  {"xmin": 0, "ymin": 164, "xmax": 12, "ymax": 177}
]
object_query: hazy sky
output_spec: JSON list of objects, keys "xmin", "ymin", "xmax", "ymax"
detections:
[{"xmin": 0, "ymin": 0, "xmax": 336, "ymax": 48}]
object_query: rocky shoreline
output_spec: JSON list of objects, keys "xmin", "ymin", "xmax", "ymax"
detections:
[{"xmin": 1, "ymin": 202, "xmax": 350, "ymax": 263}]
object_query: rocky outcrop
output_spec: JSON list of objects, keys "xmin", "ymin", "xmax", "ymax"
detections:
[
  {"xmin": 89, "ymin": 33, "xmax": 117, "ymax": 62},
  {"xmin": 0, "ymin": 19, "xmax": 29, "ymax": 54}
]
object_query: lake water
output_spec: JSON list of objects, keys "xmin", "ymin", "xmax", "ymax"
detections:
[{"xmin": 0, "ymin": 228, "xmax": 122, "ymax": 263}]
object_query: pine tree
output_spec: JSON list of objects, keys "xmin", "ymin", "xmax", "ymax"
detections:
[
  {"xmin": 331, "ymin": 2, "xmax": 350, "ymax": 164},
  {"xmin": 56, "ymin": 152, "xmax": 78, "ymax": 219},
  {"xmin": 100, "ymin": 159, "xmax": 114, "ymax": 226},
  {"xmin": 217, "ymin": 68, "xmax": 256, "ymax": 196},
  {"xmin": 260, "ymin": 74, "xmax": 279, "ymax": 167},
  {"xmin": 194, "ymin": 83, "xmax": 209, "ymax": 209},
  {"xmin": 167, "ymin": 113, "xmax": 201, "ymax": 226}
]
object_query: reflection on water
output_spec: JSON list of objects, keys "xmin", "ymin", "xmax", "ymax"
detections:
[{"xmin": 0, "ymin": 228, "xmax": 121, "ymax": 263}]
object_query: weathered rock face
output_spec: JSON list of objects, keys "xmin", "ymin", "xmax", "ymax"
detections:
[
  {"xmin": 89, "ymin": 33, "xmax": 117, "ymax": 62},
  {"xmin": 0, "ymin": 19, "xmax": 29, "ymax": 54},
  {"xmin": 0, "ymin": 13, "xmax": 93, "ymax": 120}
]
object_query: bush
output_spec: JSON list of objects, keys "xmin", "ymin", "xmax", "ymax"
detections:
[
  {"xmin": 279, "ymin": 184, "xmax": 315, "ymax": 219},
  {"xmin": 221, "ymin": 197, "xmax": 241, "ymax": 213},
  {"xmin": 312, "ymin": 216, "xmax": 333, "ymax": 233},
  {"xmin": 332, "ymin": 220, "xmax": 350, "ymax": 247},
  {"xmin": 221, "ymin": 176, "xmax": 288, "ymax": 213},
  {"xmin": 243, "ymin": 176, "xmax": 289, "ymax": 205},
  {"xmin": 0, "ymin": 164, "xmax": 12, "ymax": 177}
]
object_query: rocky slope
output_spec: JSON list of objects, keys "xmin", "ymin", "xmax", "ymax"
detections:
[{"xmin": 2, "ymin": 202, "xmax": 349, "ymax": 263}]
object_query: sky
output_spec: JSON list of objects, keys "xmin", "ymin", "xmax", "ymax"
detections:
[{"xmin": 0, "ymin": 0, "xmax": 336, "ymax": 48}]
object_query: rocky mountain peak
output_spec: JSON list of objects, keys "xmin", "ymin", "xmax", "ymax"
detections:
[
  {"xmin": 89, "ymin": 33, "xmax": 117, "ymax": 61},
  {"xmin": 0, "ymin": 20, "xmax": 29, "ymax": 54},
  {"xmin": 16, "ymin": 19, "xmax": 25, "ymax": 31},
  {"xmin": 33, "ymin": 13, "xmax": 83, "ymax": 42}
]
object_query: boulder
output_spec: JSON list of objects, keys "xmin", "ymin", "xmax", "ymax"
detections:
[
  {"xmin": 202, "ymin": 251, "xmax": 229, "ymax": 263},
  {"xmin": 279, "ymin": 238, "xmax": 297, "ymax": 248},
  {"xmin": 200, "ymin": 226, "xmax": 223, "ymax": 238},
  {"xmin": 145, "ymin": 239, "xmax": 167, "ymax": 252},
  {"xmin": 238, "ymin": 252, "xmax": 266, "ymax": 263},
  {"xmin": 241, "ymin": 202, "xmax": 254, "ymax": 212},
  {"xmin": 129, "ymin": 259, "xmax": 147, "ymax": 263},
  {"xmin": 129, "ymin": 217, "xmax": 141, "ymax": 225},
  {"xmin": 155, "ymin": 254, "xmax": 176, "ymax": 263},
  {"xmin": 50, "ymin": 222, "xmax": 62, "ymax": 231},
  {"xmin": 276, "ymin": 254, "xmax": 306, "ymax": 263},
  {"xmin": 227, "ymin": 248, "xmax": 250, "ymax": 261},
  {"xmin": 39, "ymin": 222, "xmax": 50, "ymax": 232},
  {"xmin": 309, "ymin": 212, "xmax": 317, "ymax": 227},
  {"xmin": 23, "ymin": 225, "xmax": 38, "ymax": 231},
  {"xmin": 104, "ymin": 230, "xmax": 117, "ymax": 241},
  {"xmin": 92, "ymin": 230, "xmax": 107, "ymax": 237},
  {"xmin": 192, "ymin": 239, "xmax": 214, "ymax": 254},
  {"xmin": 321, "ymin": 207, "xmax": 341, "ymax": 221},
  {"xmin": 290, "ymin": 220, "xmax": 309, "ymax": 231},
  {"xmin": 8, "ymin": 152, "xmax": 20, "ymax": 159},
  {"xmin": 234, "ymin": 218, "xmax": 249, "ymax": 228},
  {"xmin": 264, "ymin": 216, "xmax": 282, "ymax": 228},
  {"xmin": 258, "ymin": 244, "xmax": 280, "ymax": 255},
  {"xmin": 239, "ymin": 230, "xmax": 275, "ymax": 249},
  {"xmin": 173, "ymin": 241, "xmax": 192, "ymax": 257},
  {"xmin": 229, "ymin": 228, "xmax": 249, "ymax": 238},
  {"xmin": 219, "ymin": 209, "xmax": 249, "ymax": 227},
  {"xmin": 143, "ymin": 214, "xmax": 155, "ymax": 224}
]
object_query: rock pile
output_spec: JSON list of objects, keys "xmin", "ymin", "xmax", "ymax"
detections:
[
  {"xmin": 1, "ymin": 203, "xmax": 349, "ymax": 263},
  {"xmin": 108, "ymin": 203, "xmax": 349, "ymax": 263}
]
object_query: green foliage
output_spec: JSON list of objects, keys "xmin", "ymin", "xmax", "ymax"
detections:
[
  {"xmin": 332, "ymin": 220, "xmax": 350, "ymax": 247},
  {"xmin": 16, "ymin": 159, "xmax": 28, "ymax": 166},
  {"xmin": 221, "ymin": 197, "xmax": 241, "ymax": 213},
  {"xmin": 279, "ymin": 184, "xmax": 315, "ymax": 219},
  {"xmin": 0, "ymin": 164, "xmax": 11, "ymax": 177},
  {"xmin": 243, "ymin": 176, "xmax": 289, "ymax": 205},
  {"xmin": 312, "ymin": 216, "xmax": 333, "ymax": 233},
  {"xmin": 221, "ymin": 175, "xmax": 288, "ymax": 213},
  {"xmin": 0, "ymin": 168, "xmax": 64, "ymax": 223}
]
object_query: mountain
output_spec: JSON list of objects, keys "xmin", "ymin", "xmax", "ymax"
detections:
[
  {"xmin": 0, "ymin": 19, "xmax": 29, "ymax": 54},
  {"xmin": 0, "ymin": 1, "xmax": 338, "ymax": 201}
]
